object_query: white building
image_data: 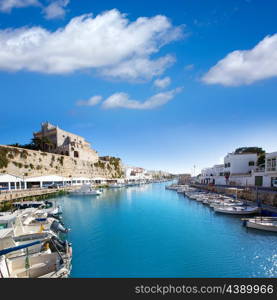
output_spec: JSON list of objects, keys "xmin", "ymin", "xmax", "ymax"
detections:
[
  {"xmin": 264, "ymin": 152, "xmax": 277, "ymax": 187},
  {"xmin": 224, "ymin": 152, "xmax": 257, "ymax": 175},
  {"xmin": 222, "ymin": 152, "xmax": 258, "ymax": 186},
  {"xmin": 0, "ymin": 173, "xmax": 110, "ymax": 191},
  {"xmin": 200, "ymin": 164, "xmax": 225, "ymax": 185},
  {"xmin": 124, "ymin": 166, "xmax": 152, "ymax": 182},
  {"xmin": 200, "ymin": 149, "xmax": 260, "ymax": 187}
]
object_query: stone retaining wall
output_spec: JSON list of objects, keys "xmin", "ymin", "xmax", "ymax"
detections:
[{"xmin": 0, "ymin": 145, "xmax": 124, "ymax": 179}]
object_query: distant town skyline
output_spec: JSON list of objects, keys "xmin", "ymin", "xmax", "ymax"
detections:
[{"xmin": 1, "ymin": 0, "xmax": 277, "ymax": 174}]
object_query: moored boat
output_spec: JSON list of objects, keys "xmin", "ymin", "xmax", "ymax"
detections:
[
  {"xmin": 214, "ymin": 205, "xmax": 260, "ymax": 215},
  {"xmin": 70, "ymin": 184, "xmax": 102, "ymax": 195},
  {"xmin": 243, "ymin": 217, "xmax": 277, "ymax": 232},
  {"xmin": 109, "ymin": 183, "xmax": 125, "ymax": 188},
  {"xmin": 0, "ymin": 238, "xmax": 72, "ymax": 278}
]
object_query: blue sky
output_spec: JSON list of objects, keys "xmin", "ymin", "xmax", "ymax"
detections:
[{"xmin": 0, "ymin": 0, "xmax": 277, "ymax": 174}]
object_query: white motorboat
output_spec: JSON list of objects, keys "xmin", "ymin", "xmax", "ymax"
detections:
[
  {"xmin": 13, "ymin": 200, "xmax": 62, "ymax": 216},
  {"xmin": 109, "ymin": 183, "xmax": 125, "ymax": 188},
  {"xmin": 214, "ymin": 205, "xmax": 260, "ymax": 215},
  {"xmin": 244, "ymin": 217, "xmax": 277, "ymax": 232},
  {"xmin": 70, "ymin": 184, "xmax": 102, "ymax": 195},
  {"xmin": 0, "ymin": 209, "xmax": 68, "ymax": 237},
  {"xmin": 0, "ymin": 228, "xmax": 59, "ymax": 258},
  {"xmin": 0, "ymin": 238, "xmax": 72, "ymax": 278}
]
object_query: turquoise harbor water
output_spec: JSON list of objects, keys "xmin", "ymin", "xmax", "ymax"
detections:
[{"xmin": 55, "ymin": 182, "xmax": 277, "ymax": 278}]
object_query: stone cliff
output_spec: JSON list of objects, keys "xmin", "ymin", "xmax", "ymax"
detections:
[{"xmin": 0, "ymin": 145, "xmax": 124, "ymax": 179}]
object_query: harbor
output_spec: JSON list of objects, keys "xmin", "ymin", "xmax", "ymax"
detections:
[
  {"xmin": 47, "ymin": 182, "xmax": 277, "ymax": 277},
  {"xmin": 1, "ymin": 1, "xmax": 277, "ymax": 295},
  {"xmin": 1, "ymin": 123, "xmax": 277, "ymax": 278},
  {"xmin": 1, "ymin": 178, "xmax": 277, "ymax": 278}
]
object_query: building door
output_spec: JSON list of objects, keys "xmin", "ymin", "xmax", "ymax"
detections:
[{"xmin": 255, "ymin": 176, "xmax": 263, "ymax": 187}]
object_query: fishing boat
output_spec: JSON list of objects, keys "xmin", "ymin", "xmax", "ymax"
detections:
[
  {"xmin": 70, "ymin": 184, "xmax": 102, "ymax": 195},
  {"xmin": 243, "ymin": 217, "xmax": 277, "ymax": 232},
  {"xmin": 210, "ymin": 201, "xmax": 244, "ymax": 208},
  {"xmin": 214, "ymin": 205, "xmax": 260, "ymax": 215}
]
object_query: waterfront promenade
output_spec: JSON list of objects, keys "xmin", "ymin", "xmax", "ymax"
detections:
[{"xmin": 0, "ymin": 186, "xmax": 77, "ymax": 203}]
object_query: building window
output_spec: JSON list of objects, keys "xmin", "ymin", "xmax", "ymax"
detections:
[
  {"xmin": 74, "ymin": 151, "xmax": 79, "ymax": 158},
  {"xmin": 267, "ymin": 159, "xmax": 271, "ymax": 170},
  {"xmin": 271, "ymin": 158, "xmax": 276, "ymax": 171},
  {"xmin": 249, "ymin": 161, "xmax": 255, "ymax": 166},
  {"xmin": 267, "ymin": 158, "xmax": 277, "ymax": 171}
]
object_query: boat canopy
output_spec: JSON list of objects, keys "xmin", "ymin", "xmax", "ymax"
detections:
[{"xmin": 0, "ymin": 240, "xmax": 41, "ymax": 256}]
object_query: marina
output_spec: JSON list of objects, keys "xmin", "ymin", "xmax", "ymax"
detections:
[
  {"xmin": 47, "ymin": 181, "xmax": 277, "ymax": 278},
  {"xmin": 0, "ymin": 1, "xmax": 276, "ymax": 295}
]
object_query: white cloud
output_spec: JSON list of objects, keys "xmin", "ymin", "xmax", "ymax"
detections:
[
  {"xmin": 0, "ymin": 0, "xmax": 69, "ymax": 19},
  {"xmin": 0, "ymin": 9, "xmax": 183, "ymax": 80},
  {"xmin": 76, "ymin": 95, "xmax": 103, "ymax": 106},
  {"xmin": 43, "ymin": 0, "xmax": 69, "ymax": 20},
  {"xmin": 202, "ymin": 34, "xmax": 277, "ymax": 86},
  {"xmin": 0, "ymin": 0, "xmax": 40, "ymax": 12},
  {"xmin": 102, "ymin": 55, "xmax": 175, "ymax": 81},
  {"xmin": 153, "ymin": 76, "xmax": 171, "ymax": 89},
  {"xmin": 102, "ymin": 87, "xmax": 182, "ymax": 110}
]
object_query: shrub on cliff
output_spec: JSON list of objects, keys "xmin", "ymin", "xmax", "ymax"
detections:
[{"xmin": 0, "ymin": 148, "xmax": 8, "ymax": 169}]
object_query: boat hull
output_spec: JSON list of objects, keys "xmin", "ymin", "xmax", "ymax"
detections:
[
  {"xmin": 246, "ymin": 221, "xmax": 277, "ymax": 232},
  {"xmin": 214, "ymin": 207, "xmax": 259, "ymax": 215}
]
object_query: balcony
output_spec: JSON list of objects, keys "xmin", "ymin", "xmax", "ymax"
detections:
[{"xmin": 254, "ymin": 167, "xmax": 265, "ymax": 173}]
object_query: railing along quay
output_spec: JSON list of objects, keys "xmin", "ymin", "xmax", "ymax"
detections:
[{"xmin": 0, "ymin": 186, "xmax": 77, "ymax": 202}]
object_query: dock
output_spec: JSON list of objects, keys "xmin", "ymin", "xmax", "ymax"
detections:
[{"xmin": 0, "ymin": 186, "xmax": 77, "ymax": 203}]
